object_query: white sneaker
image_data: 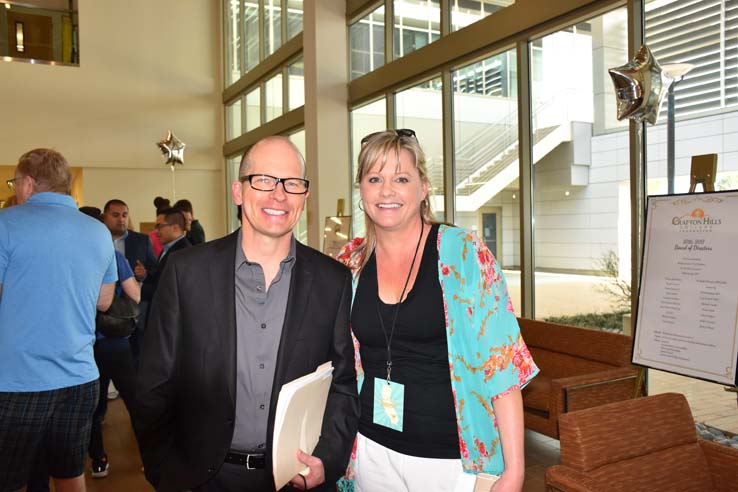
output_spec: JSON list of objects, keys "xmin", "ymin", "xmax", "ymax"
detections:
[{"xmin": 107, "ymin": 381, "xmax": 119, "ymax": 400}]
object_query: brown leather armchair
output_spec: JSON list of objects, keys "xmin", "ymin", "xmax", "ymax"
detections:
[
  {"xmin": 546, "ymin": 392, "xmax": 738, "ymax": 492},
  {"xmin": 519, "ymin": 318, "xmax": 639, "ymax": 439}
]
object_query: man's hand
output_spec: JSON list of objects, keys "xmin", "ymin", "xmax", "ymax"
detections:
[
  {"xmin": 134, "ymin": 259, "xmax": 146, "ymax": 280},
  {"xmin": 289, "ymin": 450, "xmax": 325, "ymax": 490}
]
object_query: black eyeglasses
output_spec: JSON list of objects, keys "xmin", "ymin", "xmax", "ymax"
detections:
[
  {"xmin": 360, "ymin": 128, "xmax": 417, "ymax": 146},
  {"xmin": 154, "ymin": 223, "xmax": 174, "ymax": 230},
  {"xmin": 6, "ymin": 177, "xmax": 23, "ymax": 190},
  {"xmin": 239, "ymin": 174, "xmax": 310, "ymax": 195}
]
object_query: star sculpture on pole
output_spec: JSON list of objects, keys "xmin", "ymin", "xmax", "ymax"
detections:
[{"xmin": 156, "ymin": 131, "xmax": 186, "ymax": 166}]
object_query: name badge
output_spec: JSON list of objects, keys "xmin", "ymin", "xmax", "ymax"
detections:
[{"xmin": 372, "ymin": 377, "xmax": 404, "ymax": 431}]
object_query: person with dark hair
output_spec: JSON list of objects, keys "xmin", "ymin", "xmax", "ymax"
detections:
[
  {"xmin": 79, "ymin": 206, "xmax": 102, "ymax": 220},
  {"xmin": 102, "ymin": 199, "xmax": 157, "ymax": 283},
  {"xmin": 102, "ymin": 198, "xmax": 158, "ymax": 365},
  {"xmin": 149, "ymin": 196, "xmax": 171, "ymax": 257},
  {"xmin": 136, "ymin": 136, "xmax": 358, "ymax": 492},
  {"xmin": 0, "ymin": 148, "xmax": 118, "ymax": 492},
  {"xmin": 174, "ymin": 198, "xmax": 206, "ymax": 245},
  {"xmin": 79, "ymin": 206, "xmax": 141, "ymax": 479},
  {"xmin": 141, "ymin": 207, "xmax": 191, "ymax": 304}
]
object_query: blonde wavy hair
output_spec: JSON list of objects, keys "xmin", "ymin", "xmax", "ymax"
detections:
[{"xmin": 354, "ymin": 130, "xmax": 436, "ymax": 271}]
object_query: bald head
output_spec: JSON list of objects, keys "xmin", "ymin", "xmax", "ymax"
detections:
[{"xmin": 238, "ymin": 136, "xmax": 306, "ymax": 178}]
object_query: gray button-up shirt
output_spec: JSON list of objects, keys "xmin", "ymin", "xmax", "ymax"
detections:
[{"xmin": 231, "ymin": 230, "xmax": 296, "ymax": 452}]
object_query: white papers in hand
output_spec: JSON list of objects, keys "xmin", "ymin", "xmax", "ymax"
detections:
[{"xmin": 272, "ymin": 361, "xmax": 334, "ymax": 491}]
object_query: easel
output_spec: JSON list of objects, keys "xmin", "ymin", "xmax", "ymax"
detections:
[
  {"xmin": 634, "ymin": 153, "xmax": 736, "ymax": 399},
  {"xmin": 688, "ymin": 154, "xmax": 717, "ymax": 193}
]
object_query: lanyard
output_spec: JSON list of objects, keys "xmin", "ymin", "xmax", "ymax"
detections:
[{"xmin": 375, "ymin": 220, "xmax": 425, "ymax": 383}]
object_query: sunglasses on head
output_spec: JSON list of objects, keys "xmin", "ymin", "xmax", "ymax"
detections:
[{"xmin": 360, "ymin": 128, "xmax": 417, "ymax": 146}]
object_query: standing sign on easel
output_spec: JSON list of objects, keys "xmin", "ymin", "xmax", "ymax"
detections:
[{"xmin": 633, "ymin": 191, "xmax": 738, "ymax": 386}]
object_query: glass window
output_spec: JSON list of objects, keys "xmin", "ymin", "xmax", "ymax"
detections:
[
  {"xmin": 287, "ymin": 0, "xmax": 303, "ymax": 40},
  {"xmin": 244, "ymin": 1, "xmax": 260, "ymax": 72},
  {"xmin": 350, "ymin": 98, "xmax": 387, "ymax": 238},
  {"xmin": 644, "ymin": 0, "xmax": 738, "ymax": 435},
  {"xmin": 451, "ymin": 0, "xmax": 515, "ymax": 32},
  {"xmin": 265, "ymin": 74, "xmax": 283, "ymax": 122},
  {"xmin": 226, "ymin": 0, "xmax": 241, "ymax": 85},
  {"xmin": 349, "ymin": 5, "xmax": 385, "ymax": 80},
  {"xmin": 393, "ymin": 0, "xmax": 440, "ymax": 59},
  {"xmin": 226, "ymin": 97, "xmax": 243, "ymax": 141},
  {"xmin": 265, "ymin": 0, "xmax": 282, "ymax": 56},
  {"xmin": 245, "ymin": 86, "xmax": 261, "ymax": 132},
  {"xmin": 452, "ymin": 49, "xmax": 520, "ymax": 311},
  {"xmin": 529, "ymin": 7, "xmax": 631, "ymax": 333},
  {"xmin": 395, "ymin": 77, "xmax": 444, "ymax": 222},
  {"xmin": 289, "ymin": 129, "xmax": 308, "ymax": 244},
  {"xmin": 288, "ymin": 56, "xmax": 304, "ymax": 110}
]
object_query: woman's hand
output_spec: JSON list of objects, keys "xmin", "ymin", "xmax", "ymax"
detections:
[{"xmin": 489, "ymin": 469, "xmax": 524, "ymax": 492}]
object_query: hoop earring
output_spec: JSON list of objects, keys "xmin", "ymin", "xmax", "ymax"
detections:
[{"xmin": 358, "ymin": 199, "xmax": 364, "ymax": 212}]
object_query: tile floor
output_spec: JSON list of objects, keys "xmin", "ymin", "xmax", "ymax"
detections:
[
  {"xmin": 78, "ymin": 380, "xmax": 734, "ymax": 492},
  {"xmin": 75, "ymin": 397, "xmax": 562, "ymax": 492}
]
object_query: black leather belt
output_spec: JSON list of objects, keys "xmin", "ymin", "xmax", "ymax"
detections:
[{"xmin": 224, "ymin": 451, "xmax": 266, "ymax": 470}]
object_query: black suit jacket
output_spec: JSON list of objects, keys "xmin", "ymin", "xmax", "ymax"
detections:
[
  {"xmin": 123, "ymin": 229, "xmax": 157, "ymax": 279},
  {"xmin": 141, "ymin": 236, "xmax": 191, "ymax": 302},
  {"xmin": 135, "ymin": 231, "xmax": 359, "ymax": 492}
]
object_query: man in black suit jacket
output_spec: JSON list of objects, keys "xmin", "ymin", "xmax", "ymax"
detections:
[
  {"xmin": 136, "ymin": 137, "xmax": 359, "ymax": 492},
  {"xmin": 102, "ymin": 199, "xmax": 157, "ymax": 281},
  {"xmin": 141, "ymin": 208, "xmax": 191, "ymax": 303}
]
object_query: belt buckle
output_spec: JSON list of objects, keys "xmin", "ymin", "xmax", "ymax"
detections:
[{"xmin": 245, "ymin": 454, "xmax": 258, "ymax": 470}]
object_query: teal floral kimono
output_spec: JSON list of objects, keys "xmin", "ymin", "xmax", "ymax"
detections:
[{"xmin": 336, "ymin": 225, "xmax": 538, "ymax": 490}]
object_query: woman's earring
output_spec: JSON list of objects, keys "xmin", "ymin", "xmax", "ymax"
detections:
[{"xmin": 358, "ymin": 199, "xmax": 364, "ymax": 212}]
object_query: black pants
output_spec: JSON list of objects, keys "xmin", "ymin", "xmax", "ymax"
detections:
[
  {"xmin": 193, "ymin": 463, "xmax": 276, "ymax": 492},
  {"xmin": 89, "ymin": 337, "xmax": 138, "ymax": 460},
  {"xmin": 192, "ymin": 463, "xmax": 330, "ymax": 492}
]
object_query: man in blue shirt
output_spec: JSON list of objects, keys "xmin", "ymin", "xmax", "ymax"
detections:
[{"xmin": 0, "ymin": 148, "xmax": 118, "ymax": 492}]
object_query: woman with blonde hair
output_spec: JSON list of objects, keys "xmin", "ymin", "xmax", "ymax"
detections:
[{"xmin": 337, "ymin": 130, "xmax": 538, "ymax": 492}]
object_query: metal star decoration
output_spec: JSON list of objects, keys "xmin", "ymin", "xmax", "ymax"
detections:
[
  {"xmin": 608, "ymin": 44, "xmax": 673, "ymax": 125},
  {"xmin": 156, "ymin": 131, "xmax": 186, "ymax": 166}
]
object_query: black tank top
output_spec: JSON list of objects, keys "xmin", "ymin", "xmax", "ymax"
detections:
[{"xmin": 352, "ymin": 223, "xmax": 460, "ymax": 458}]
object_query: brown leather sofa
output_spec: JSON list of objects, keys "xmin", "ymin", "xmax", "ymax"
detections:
[
  {"xmin": 546, "ymin": 392, "xmax": 738, "ymax": 492},
  {"xmin": 519, "ymin": 318, "xmax": 638, "ymax": 439}
]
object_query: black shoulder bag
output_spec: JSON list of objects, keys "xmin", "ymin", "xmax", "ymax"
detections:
[{"xmin": 96, "ymin": 291, "xmax": 139, "ymax": 338}]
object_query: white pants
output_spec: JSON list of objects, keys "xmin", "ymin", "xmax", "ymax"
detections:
[{"xmin": 354, "ymin": 433, "xmax": 477, "ymax": 492}]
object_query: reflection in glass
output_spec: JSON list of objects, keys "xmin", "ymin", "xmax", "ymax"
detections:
[
  {"xmin": 265, "ymin": 74, "xmax": 283, "ymax": 122},
  {"xmin": 226, "ymin": 97, "xmax": 243, "ymax": 141},
  {"xmin": 349, "ymin": 5, "xmax": 385, "ymax": 80},
  {"xmin": 288, "ymin": 57, "xmax": 304, "ymax": 110},
  {"xmin": 452, "ymin": 49, "xmax": 520, "ymax": 311},
  {"xmin": 530, "ymin": 7, "xmax": 630, "ymax": 326},
  {"xmin": 393, "ymin": 0, "xmax": 440, "ymax": 59},
  {"xmin": 395, "ymin": 77, "xmax": 444, "ymax": 222},
  {"xmin": 645, "ymin": 0, "xmax": 738, "ymax": 196},
  {"xmin": 245, "ymin": 87, "xmax": 261, "ymax": 132},
  {"xmin": 226, "ymin": 0, "xmax": 241, "ymax": 85},
  {"xmin": 289, "ymin": 129, "xmax": 308, "ymax": 244},
  {"xmin": 1, "ymin": 1, "xmax": 79, "ymax": 64},
  {"xmin": 451, "ymin": 0, "xmax": 515, "ymax": 32},
  {"xmin": 350, "ymin": 98, "xmax": 387, "ymax": 238},
  {"xmin": 287, "ymin": 0, "xmax": 303, "ymax": 40},
  {"xmin": 244, "ymin": 1, "xmax": 260, "ymax": 73},
  {"xmin": 265, "ymin": 0, "xmax": 282, "ymax": 56}
]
